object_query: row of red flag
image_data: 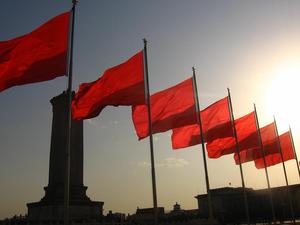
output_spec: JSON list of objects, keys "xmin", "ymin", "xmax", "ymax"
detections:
[
  {"xmin": 0, "ymin": 11, "xmax": 297, "ymax": 170},
  {"xmin": 71, "ymin": 49, "xmax": 297, "ymax": 170}
]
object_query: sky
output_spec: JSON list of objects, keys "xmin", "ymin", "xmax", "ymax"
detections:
[{"xmin": 1, "ymin": 0, "xmax": 300, "ymax": 219}]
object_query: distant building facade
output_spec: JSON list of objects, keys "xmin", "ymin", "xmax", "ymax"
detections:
[
  {"xmin": 195, "ymin": 184, "xmax": 300, "ymax": 224},
  {"xmin": 128, "ymin": 207, "xmax": 165, "ymax": 224}
]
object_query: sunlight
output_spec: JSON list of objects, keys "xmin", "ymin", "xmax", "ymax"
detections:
[{"xmin": 267, "ymin": 60, "xmax": 300, "ymax": 132}]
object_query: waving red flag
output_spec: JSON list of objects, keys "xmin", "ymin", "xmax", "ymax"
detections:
[
  {"xmin": 132, "ymin": 78, "xmax": 196, "ymax": 139},
  {"xmin": 0, "ymin": 12, "xmax": 70, "ymax": 92},
  {"xmin": 171, "ymin": 96, "xmax": 232, "ymax": 149},
  {"xmin": 260, "ymin": 123, "xmax": 277, "ymax": 146},
  {"xmin": 172, "ymin": 124, "xmax": 201, "ymax": 149},
  {"xmin": 255, "ymin": 131, "xmax": 295, "ymax": 169},
  {"xmin": 234, "ymin": 122, "xmax": 277, "ymax": 164},
  {"xmin": 206, "ymin": 112, "xmax": 259, "ymax": 158},
  {"xmin": 72, "ymin": 51, "xmax": 145, "ymax": 120}
]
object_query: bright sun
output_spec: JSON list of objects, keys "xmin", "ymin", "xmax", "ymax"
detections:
[{"xmin": 267, "ymin": 60, "xmax": 300, "ymax": 131}]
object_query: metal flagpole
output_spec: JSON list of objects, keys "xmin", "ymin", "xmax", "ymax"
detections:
[
  {"xmin": 143, "ymin": 39, "xmax": 158, "ymax": 225},
  {"xmin": 273, "ymin": 117, "xmax": 295, "ymax": 224},
  {"xmin": 64, "ymin": 1, "xmax": 77, "ymax": 225},
  {"xmin": 253, "ymin": 105, "xmax": 276, "ymax": 223},
  {"xmin": 289, "ymin": 126, "xmax": 300, "ymax": 179},
  {"xmin": 227, "ymin": 88, "xmax": 250, "ymax": 225},
  {"xmin": 191, "ymin": 67, "xmax": 213, "ymax": 219}
]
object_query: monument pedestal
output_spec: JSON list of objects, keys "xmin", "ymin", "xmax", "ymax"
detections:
[
  {"xmin": 27, "ymin": 202, "xmax": 103, "ymax": 222},
  {"xmin": 27, "ymin": 92, "xmax": 103, "ymax": 222}
]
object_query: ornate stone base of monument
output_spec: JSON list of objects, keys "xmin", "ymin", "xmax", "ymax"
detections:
[
  {"xmin": 27, "ymin": 92, "xmax": 103, "ymax": 222},
  {"xmin": 27, "ymin": 201, "xmax": 103, "ymax": 222},
  {"xmin": 27, "ymin": 184, "xmax": 104, "ymax": 221}
]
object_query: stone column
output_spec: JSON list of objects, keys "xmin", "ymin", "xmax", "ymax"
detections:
[
  {"xmin": 45, "ymin": 92, "xmax": 86, "ymax": 202},
  {"xmin": 27, "ymin": 92, "xmax": 103, "ymax": 222}
]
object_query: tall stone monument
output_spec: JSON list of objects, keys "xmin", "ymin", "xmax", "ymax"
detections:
[{"xmin": 27, "ymin": 92, "xmax": 103, "ymax": 222}]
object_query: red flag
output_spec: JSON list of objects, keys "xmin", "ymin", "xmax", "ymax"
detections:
[
  {"xmin": 202, "ymin": 97, "xmax": 232, "ymax": 141},
  {"xmin": 171, "ymin": 96, "xmax": 232, "ymax": 149},
  {"xmin": 234, "ymin": 122, "xmax": 277, "ymax": 164},
  {"xmin": 72, "ymin": 51, "xmax": 145, "ymax": 120},
  {"xmin": 0, "ymin": 12, "xmax": 70, "ymax": 92},
  {"xmin": 206, "ymin": 112, "xmax": 259, "ymax": 158},
  {"xmin": 260, "ymin": 123, "xmax": 277, "ymax": 146},
  {"xmin": 172, "ymin": 124, "xmax": 201, "ymax": 149},
  {"xmin": 255, "ymin": 131, "xmax": 295, "ymax": 169},
  {"xmin": 132, "ymin": 78, "xmax": 196, "ymax": 139}
]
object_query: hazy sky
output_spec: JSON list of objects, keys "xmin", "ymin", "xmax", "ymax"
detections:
[{"xmin": 1, "ymin": 0, "xmax": 300, "ymax": 219}]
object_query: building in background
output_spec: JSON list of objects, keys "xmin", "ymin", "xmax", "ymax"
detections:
[{"xmin": 195, "ymin": 184, "xmax": 300, "ymax": 224}]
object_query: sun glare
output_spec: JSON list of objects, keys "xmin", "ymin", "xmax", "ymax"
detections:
[{"xmin": 267, "ymin": 60, "xmax": 300, "ymax": 132}]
